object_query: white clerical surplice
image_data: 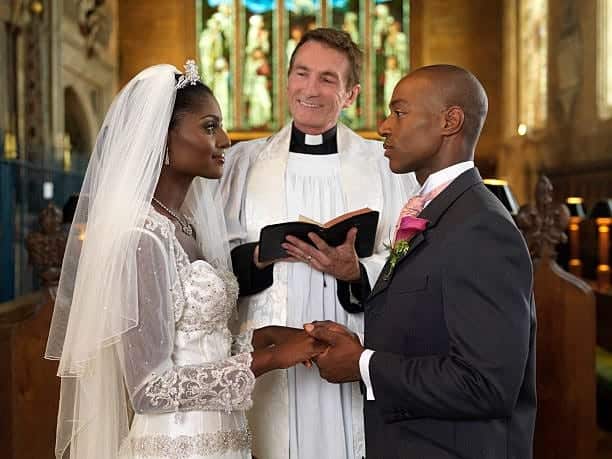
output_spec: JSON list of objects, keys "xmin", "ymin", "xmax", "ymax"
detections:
[
  {"xmin": 285, "ymin": 152, "xmax": 355, "ymax": 459},
  {"xmin": 219, "ymin": 122, "xmax": 419, "ymax": 459}
]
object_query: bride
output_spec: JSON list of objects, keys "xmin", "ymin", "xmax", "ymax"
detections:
[{"xmin": 45, "ymin": 61, "xmax": 325, "ymax": 459}]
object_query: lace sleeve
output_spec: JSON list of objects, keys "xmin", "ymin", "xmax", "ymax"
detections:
[
  {"xmin": 231, "ymin": 329, "xmax": 255, "ymax": 355},
  {"xmin": 138, "ymin": 353, "xmax": 254, "ymax": 414},
  {"xmin": 120, "ymin": 225, "xmax": 254, "ymax": 415}
]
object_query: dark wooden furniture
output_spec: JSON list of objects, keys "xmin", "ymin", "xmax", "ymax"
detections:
[
  {"xmin": 596, "ymin": 289, "xmax": 612, "ymax": 352},
  {"xmin": 517, "ymin": 176, "xmax": 597, "ymax": 459},
  {"xmin": 543, "ymin": 160, "xmax": 612, "ymax": 280},
  {"xmin": 594, "ymin": 288, "xmax": 612, "ymax": 431},
  {"xmin": 0, "ymin": 291, "xmax": 60, "ymax": 459},
  {"xmin": 542, "ymin": 160, "xmax": 612, "ymax": 211},
  {"xmin": 1, "ymin": 203, "xmax": 65, "ymax": 458}
]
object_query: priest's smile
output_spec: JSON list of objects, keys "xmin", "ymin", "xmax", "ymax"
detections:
[{"xmin": 298, "ymin": 99, "xmax": 321, "ymax": 109}]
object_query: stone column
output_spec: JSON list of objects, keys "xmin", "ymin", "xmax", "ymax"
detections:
[
  {"xmin": 118, "ymin": 0, "xmax": 196, "ymax": 86},
  {"xmin": 410, "ymin": 0, "xmax": 503, "ymax": 177}
]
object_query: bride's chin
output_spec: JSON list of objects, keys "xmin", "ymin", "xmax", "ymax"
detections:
[{"xmin": 202, "ymin": 169, "xmax": 223, "ymax": 180}]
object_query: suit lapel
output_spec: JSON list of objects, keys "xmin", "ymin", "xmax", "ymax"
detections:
[{"xmin": 366, "ymin": 168, "xmax": 483, "ymax": 302}]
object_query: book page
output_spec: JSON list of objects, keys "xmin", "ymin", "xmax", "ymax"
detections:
[
  {"xmin": 298, "ymin": 215, "xmax": 322, "ymax": 226},
  {"xmin": 322, "ymin": 207, "xmax": 373, "ymax": 229}
]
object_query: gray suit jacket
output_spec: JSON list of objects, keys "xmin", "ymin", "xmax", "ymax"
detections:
[{"xmin": 364, "ymin": 168, "xmax": 536, "ymax": 459}]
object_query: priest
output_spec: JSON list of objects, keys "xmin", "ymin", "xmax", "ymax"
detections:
[{"xmin": 219, "ymin": 27, "xmax": 418, "ymax": 459}]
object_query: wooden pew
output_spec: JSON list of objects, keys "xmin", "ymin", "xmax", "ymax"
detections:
[
  {"xmin": 1, "ymin": 203, "xmax": 64, "ymax": 458},
  {"xmin": 517, "ymin": 176, "xmax": 597, "ymax": 459},
  {"xmin": 0, "ymin": 291, "xmax": 60, "ymax": 459}
]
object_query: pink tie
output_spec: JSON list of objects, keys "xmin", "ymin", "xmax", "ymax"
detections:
[{"xmin": 393, "ymin": 181, "xmax": 450, "ymax": 240}]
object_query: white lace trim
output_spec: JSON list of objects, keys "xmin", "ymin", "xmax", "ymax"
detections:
[
  {"xmin": 144, "ymin": 208, "xmax": 191, "ymax": 272},
  {"xmin": 144, "ymin": 209, "xmax": 240, "ymax": 335},
  {"xmin": 176, "ymin": 263, "xmax": 239, "ymax": 334},
  {"xmin": 231, "ymin": 329, "xmax": 254, "ymax": 355},
  {"xmin": 144, "ymin": 353, "xmax": 254, "ymax": 413},
  {"xmin": 124, "ymin": 429, "xmax": 251, "ymax": 458}
]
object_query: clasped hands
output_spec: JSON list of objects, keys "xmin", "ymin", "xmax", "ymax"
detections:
[
  {"xmin": 303, "ymin": 321, "xmax": 364, "ymax": 383},
  {"xmin": 256, "ymin": 322, "xmax": 363, "ymax": 383}
]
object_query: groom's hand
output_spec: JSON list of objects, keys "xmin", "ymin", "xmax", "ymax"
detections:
[{"xmin": 304, "ymin": 321, "xmax": 363, "ymax": 383}]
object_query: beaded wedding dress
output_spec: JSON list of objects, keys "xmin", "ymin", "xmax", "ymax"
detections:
[{"xmin": 119, "ymin": 209, "xmax": 255, "ymax": 459}]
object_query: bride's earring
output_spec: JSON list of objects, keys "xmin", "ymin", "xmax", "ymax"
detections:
[{"xmin": 164, "ymin": 145, "xmax": 170, "ymax": 165}]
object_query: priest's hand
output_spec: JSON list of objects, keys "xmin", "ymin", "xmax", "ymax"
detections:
[
  {"xmin": 282, "ymin": 228, "xmax": 361, "ymax": 281},
  {"xmin": 253, "ymin": 244, "xmax": 297, "ymax": 270},
  {"xmin": 304, "ymin": 321, "xmax": 363, "ymax": 383}
]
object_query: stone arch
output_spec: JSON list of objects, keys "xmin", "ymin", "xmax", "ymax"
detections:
[{"xmin": 63, "ymin": 85, "xmax": 98, "ymax": 156}]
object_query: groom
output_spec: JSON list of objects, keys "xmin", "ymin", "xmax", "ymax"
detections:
[{"xmin": 303, "ymin": 65, "xmax": 536, "ymax": 458}]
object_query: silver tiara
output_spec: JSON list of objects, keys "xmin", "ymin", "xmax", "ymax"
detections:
[{"xmin": 176, "ymin": 59, "xmax": 202, "ymax": 89}]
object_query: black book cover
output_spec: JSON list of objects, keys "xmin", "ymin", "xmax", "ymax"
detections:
[{"xmin": 258, "ymin": 209, "xmax": 380, "ymax": 262}]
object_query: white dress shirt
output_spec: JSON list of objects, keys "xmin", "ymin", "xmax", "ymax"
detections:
[{"xmin": 359, "ymin": 161, "xmax": 475, "ymax": 400}]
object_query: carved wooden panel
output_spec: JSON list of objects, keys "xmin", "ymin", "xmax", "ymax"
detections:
[
  {"xmin": 517, "ymin": 175, "xmax": 570, "ymax": 261},
  {"xmin": 24, "ymin": 203, "xmax": 66, "ymax": 288},
  {"xmin": 517, "ymin": 175, "xmax": 597, "ymax": 459}
]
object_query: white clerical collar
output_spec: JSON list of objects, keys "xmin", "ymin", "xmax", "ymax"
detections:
[
  {"xmin": 290, "ymin": 123, "xmax": 338, "ymax": 154},
  {"xmin": 419, "ymin": 161, "xmax": 474, "ymax": 197},
  {"xmin": 304, "ymin": 133, "xmax": 323, "ymax": 145}
]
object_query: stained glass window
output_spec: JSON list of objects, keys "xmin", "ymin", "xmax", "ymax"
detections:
[
  {"xmin": 598, "ymin": 0, "xmax": 612, "ymax": 119},
  {"xmin": 518, "ymin": 0, "xmax": 548, "ymax": 130},
  {"xmin": 196, "ymin": 0, "xmax": 410, "ymax": 134},
  {"xmin": 330, "ymin": 1, "xmax": 363, "ymax": 128},
  {"xmin": 196, "ymin": 1, "xmax": 235, "ymax": 128}
]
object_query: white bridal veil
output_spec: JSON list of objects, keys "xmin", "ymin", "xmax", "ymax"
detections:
[{"xmin": 45, "ymin": 64, "xmax": 231, "ymax": 458}]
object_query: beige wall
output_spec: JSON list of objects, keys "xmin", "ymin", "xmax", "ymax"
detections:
[
  {"xmin": 411, "ymin": 0, "xmax": 504, "ymax": 177},
  {"xmin": 118, "ymin": 0, "xmax": 196, "ymax": 86},
  {"xmin": 498, "ymin": 0, "xmax": 612, "ymax": 203},
  {"xmin": 564, "ymin": 0, "xmax": 612, "ymax": 164}
]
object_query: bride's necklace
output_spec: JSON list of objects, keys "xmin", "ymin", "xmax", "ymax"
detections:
[{"xmin": 152, "ymin": 196, "xmax": 193, "ymax": 237}]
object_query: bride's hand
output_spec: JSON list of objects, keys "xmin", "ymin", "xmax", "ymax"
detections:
[
  {"xmin": 250, "ymin": 328, "xmax": 327, "ymax": 377},
  {"xmin": 253, "ymin": 325, "xmax": 305, "ymax": 349},
  {"xmin": 273, "ymin": 331, "xmax": 328, "ymax": 369}
]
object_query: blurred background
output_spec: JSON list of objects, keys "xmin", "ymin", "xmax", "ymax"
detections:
[{"xmin": 1, "ymin": 1, "xmax": 612, "ymax": 458}]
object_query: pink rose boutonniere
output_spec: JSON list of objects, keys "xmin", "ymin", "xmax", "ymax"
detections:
[{"xmin": 383, "ymin": 216, "xmax": 429, "ymax": 280}]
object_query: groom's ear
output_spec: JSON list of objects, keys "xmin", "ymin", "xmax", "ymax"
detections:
[{"xmin": 441, "ymin": 106, "xmax": 464, "ymax": 137}]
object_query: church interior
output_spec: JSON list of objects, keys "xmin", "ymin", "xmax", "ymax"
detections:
[{"xmin": 1, "ymin": 0, "xmax": 612, "ymax": 457}]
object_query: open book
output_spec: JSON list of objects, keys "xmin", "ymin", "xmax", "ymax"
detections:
[{"xmin": 257, "ymin": 208, "xmax": 380, "ymax": 262}]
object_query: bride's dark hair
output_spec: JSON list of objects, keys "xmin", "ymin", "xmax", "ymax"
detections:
[{"xmin": 170, "ymin": 77, "xmax": 214, "ymax": 129}]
